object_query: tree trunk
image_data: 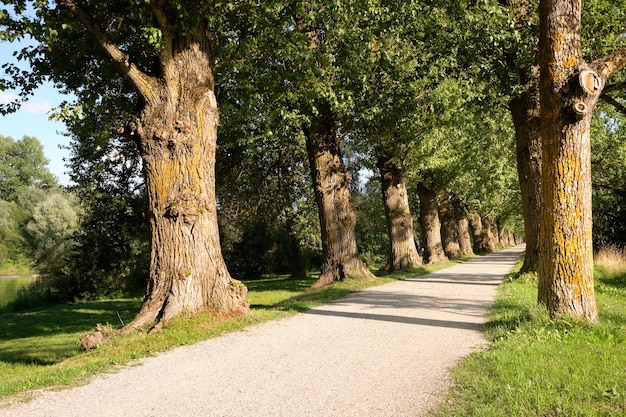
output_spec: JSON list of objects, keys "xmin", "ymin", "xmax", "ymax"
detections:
[
  {"xmin": 416, "ymin": 182, "xmax": 447, "ymax": 264},
  {"xmin": 451, "ymin": 193, "xmax": 474, "ymax": 257},
  {"xmin": 470, "ymin": 210, "xmax": 486, "ymax": 253},
  {"xmin": 510, "ymin": 90, "xmax": 542, "ymax": 274},
  {"xmin": 486, "ymin": 216, "xmax": 501, "ymax": 250},
  {"xmin": 438, "ymin": 190, "xmax": 462, "ymax": 259},
  {"xmin": 538, "ymin": 0, "xmax": 599, "ymax": 321},
  {"xmin": 377, "ymin": 154, "xmax": 422, "ymax": 271},
  {"xmin": 471, "ymin": 213, "xmax": 497, "ymax": 253},
  {"xmin": 305, "ymin": 102, "xmax": 374, "ymax": 288},
  {"xmin": 127, "ymin": 33, "xmax": 249, "ymax": 330}
]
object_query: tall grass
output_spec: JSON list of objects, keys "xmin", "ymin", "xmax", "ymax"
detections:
[
  {"xmin": 596, "ymin": 245, "xmax": 626, "ymax": 277},
  {"xmin": 430, "ymin": 249, "xmax": 626, "ymax": 417}
]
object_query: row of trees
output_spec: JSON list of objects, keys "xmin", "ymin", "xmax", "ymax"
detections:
[{"xmin": 2, "ymin": 0, "xmax": 626, "ymax": 328}]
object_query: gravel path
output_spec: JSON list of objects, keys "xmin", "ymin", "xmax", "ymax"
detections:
[{"xmin": 0, "ymin": 245, "xmax": 524, "ymax": 417}]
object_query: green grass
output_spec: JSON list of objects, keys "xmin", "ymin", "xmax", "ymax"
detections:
[
  {"xmin": 429, "ymin": 262, "xmax": 626, "ymax": 417},
  {"xmin": 0, "ymin": 261, "xmax": 454, "ymax": 400}
]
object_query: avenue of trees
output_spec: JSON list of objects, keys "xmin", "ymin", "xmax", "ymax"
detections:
[{"xmin": 2, "ymin": 0, "xmax": 626, "ymax": 329}]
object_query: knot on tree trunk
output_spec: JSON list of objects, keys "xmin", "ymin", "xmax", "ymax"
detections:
[{"xmin": 166, "ymin": 191, "xmax": 203, "ymax": 224}]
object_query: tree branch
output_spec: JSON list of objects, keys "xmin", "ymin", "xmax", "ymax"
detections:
[
  {"xmin": 600, "ymin": 94, "xmax": 626, "ymax": 116},
  {"xmin": 603, "ymin": 81, "xmax": 626, "ymax": 94},
  {"xmin": 591, "ymin": 46, "xmax": 626, "ymax": 81},
  {"xmin": 57, "ymin": 0, "xmax": 158, "ymax": 102}
]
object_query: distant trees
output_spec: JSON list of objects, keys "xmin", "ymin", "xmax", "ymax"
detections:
[
  {"xmin": 0, "ymin": 135, "xmax": 79, "ymax": 274},
  {"xmin": 0, "ymin": 135, "xmax": 56, "ymax": 201}
]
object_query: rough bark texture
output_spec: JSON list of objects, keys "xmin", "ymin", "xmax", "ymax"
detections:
[
  {"xmin": 538, "ymin": 0, "xmax": 598, "ymax": 321},
  {"xmin": 470, "ymin": 210, "xmax": 487, "ymax": 253},
  {"xmin": 305, "ymin": 102, "xmax": 373, "ymax": 288},
  {"xmin": 377, "ymin": 155, "xmax": 422, "ymax": 271},
  {"xmin": 485, "ymin": 216, "xmax": 501, "ymax": 250},
  {"xmin": 416, "ymin": 183, "xmax": 448, "ymax": 264},
  {"xmin": 451, "ymin": 194, "xmax": 474, "ymax": 257},
  {"xmin": 510, "ymin": 90, "xmax": 542, "ymax": 274},
  {"xmin": 438, "ymin": 190, "xmax": 462, "ymax": 259},
  {"xmin": 59, "ymin": 2, "xmax": 250, "ymax": 332},
  {"xmin": 128, "ymin": 33, "xmax": 249, "ymax": 330},
  {"xmin": 470, "ymin": 212, "xmax": 498, "ymax": 253}
]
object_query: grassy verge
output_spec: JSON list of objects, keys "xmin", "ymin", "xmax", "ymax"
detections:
[
  {"xmin": 430, "ymin": 250, "xmax": 626, "ymax": 417},
  {"xmin": 0, "ymin": 260, "xmax": 460, "ymax": 400}
]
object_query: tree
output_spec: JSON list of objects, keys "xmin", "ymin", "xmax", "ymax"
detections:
[
  {"xmin": 0, "ymin": 135, "xmax": 56, "ymax": 201},
  {"xmin": 537, "ymin": 0, "xmax": 626, "ymax": 321},
  {"xmin": 377, "ymin": 153, "xmax": 421, "ymax": 270},
  {"xmin": 0, "ymin": 1, "xmax": 277, "ymax": 330},
  {"xmin": 24, "ymin": 189, "xmax": 80, "ymax": 270},
  {"xmin": 290, "ymin": 4, "xmax": 375, "ymax": 288},
  {"xmin": 416, "ymin": 178, "xmax": 448, "ymax": 264}
]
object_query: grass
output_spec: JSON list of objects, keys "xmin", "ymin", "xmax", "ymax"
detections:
[
  {"xmin": 0, "ymin": 260, "xmax": 458, "ymax": 401},
  {"xmin": 429, "ymin": 247, "xmax": 626, "ymax": 417}
]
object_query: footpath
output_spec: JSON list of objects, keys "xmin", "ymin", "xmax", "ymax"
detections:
[{"xmin": 0, "ymin": 245, "xmax": 524, "ymax": 417}]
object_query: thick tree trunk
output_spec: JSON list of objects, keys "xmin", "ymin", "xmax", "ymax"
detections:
[
  {"xmin": 538, "ymin": 0, "xmax": 598, "ymax": 321},
  {"xmin": 377, "ymin": 154, "xmax": 422, "ymax": 271},
  {"xmin": 438, "ymin": 190, "xmax": 462, "ymax": 259},
  {"xmin": 127, "ymin": 35, "xmax": 249, "ymax": 331},
  {"xmin": 510, "ymin": 91, "xmax": 542, "ymax": 274},
  {"xmin": 451, "ymin": 193, "xmax": 474, "ymax": 257},
  {"xmin": 305, "ymin": 102, "xmax": 373, "ymax": 288},
  {"xmin": 416, "ymin": 182, "xmax": 447, "ymax": 264},
  {"xmin": 470, "ymin": 210, "xmax": 486, "ymax": 253},
  {"xmin": 485, "ymin": 216, "xmax": 501, "ymax": 250},
  {"xmin": 471, "ymin": 212, "xmax": 497, "ymax": 253}
]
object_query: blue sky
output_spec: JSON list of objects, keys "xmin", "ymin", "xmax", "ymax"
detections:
[
  {"xmin": 1, "ymin": 41, "xmax": 73, "ymax": 186},
  {"xmin": 0, "ymin": 86, "xmax": 73, "ymax": 186}
]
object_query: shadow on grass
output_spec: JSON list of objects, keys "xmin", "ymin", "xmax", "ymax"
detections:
[{"xmin": 0, "ymin": 299, "xmax": 141, "ymax": 365}]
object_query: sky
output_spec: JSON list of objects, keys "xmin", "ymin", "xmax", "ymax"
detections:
[{"xmin": 1, "ymin": 42, "xmax": 73, "ymax": 186}]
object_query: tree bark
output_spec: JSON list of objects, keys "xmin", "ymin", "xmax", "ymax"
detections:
[
  {"xmin": 416, "ymin": 182, "xmax": 447, "ymax": 264},
  {"xmin": 377, "ymin": 154, "xmax": 422, "ymax": 271},
  {"xmin": 486, "ymin": 216, "xmax": 501, "ymax": 250},
  {"xmin": 510, "ymin": 90, "xmax": 542, "ymax": 274},
  {"xmin": 129, "ymin": 32, "xmax": 249, "ymax": 330},
  {"xmin": 451, "ymin": 193, "xmax": 474, "ymax": 257},
  {"xmin": 470, "ymin": 210, "xmax": 487, "ymax": 253},
  {"xmin": 538, "ymin": 0, "xmax": 599, "ymax": 321},
  {"xmin": 438, "ymin": 190, "xmax": 462, "ymax": 259},
  {"xmin": 471, "ymin": 212, "xmax": 498, "ymax": 253},
  {"xmin": 305, "ymin": 102, "xmax": 374, "ymax": 288},
  {"xmin": 60, "ymin": 2, "xmax": 249, "ymax": 331}
]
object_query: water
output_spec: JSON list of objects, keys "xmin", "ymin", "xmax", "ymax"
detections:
[{"xmin": 0, "ymin": 276, "xmax": 36, "ymax": 307}]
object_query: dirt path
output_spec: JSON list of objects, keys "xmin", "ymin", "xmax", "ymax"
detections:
[{"xmin": 0, "ymin": 245, "xmax": 524, "ymax": 417}]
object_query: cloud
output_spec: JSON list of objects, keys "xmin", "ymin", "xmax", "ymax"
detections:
[
  {"xmin": 21, "ymin": 99, "xmax": 52, "ymax": 114},
  {"xmin": 0, "ymin": 91, "xmax": 52, "ymax": 114},
  {"xmin": 0, "ymin": 91, "xmax": 19, "ymax": 105}
]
